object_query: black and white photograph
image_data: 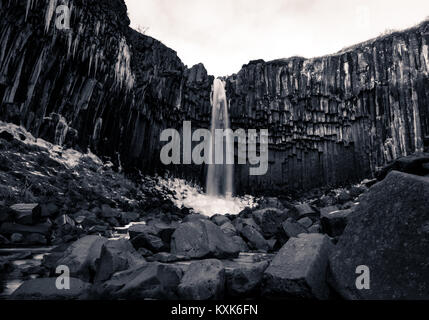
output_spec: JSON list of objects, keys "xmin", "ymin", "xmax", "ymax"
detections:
[{"xmin": 0, "ymin": 0, "xmax": 429, "ymax": 312}]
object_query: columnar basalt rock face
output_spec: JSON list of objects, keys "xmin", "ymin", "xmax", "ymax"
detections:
[
  {"xmin": 0, "ymin": 0, "xmax": 213, "ymax": 177},
  {"xmin": 226, "ymin": 26, "xmax": 429, "ymax": 193},
  {"xmin": 1, "ymin": 0, "xmax": 428, "ymax": 194}
]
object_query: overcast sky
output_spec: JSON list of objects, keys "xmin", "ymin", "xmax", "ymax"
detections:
[{"xmin": 125, "ymin": 0, "xmax": 429, "ymax": 76}]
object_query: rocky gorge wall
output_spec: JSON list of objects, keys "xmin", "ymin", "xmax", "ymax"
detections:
[
  {"xmin": 227, "ymin": 26, "xmax": 429, "ymax": 193},
  {"xmin": 1, "ymin": 0, "xmax": 429, "ymax": 195}
]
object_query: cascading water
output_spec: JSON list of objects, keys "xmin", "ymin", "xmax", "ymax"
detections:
[{"xmin": 206, "ymin": 78, "xmax": 234, "ymax": 198}]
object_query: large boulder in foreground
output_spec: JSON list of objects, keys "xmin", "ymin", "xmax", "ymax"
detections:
[
  {"xmin": 94, "ymin": 239, "xmax": 145, "ymax": 283},
  {"xmin": 262, "ymin": 233, "xmax": 333, "ymax": 299},
  {"xmin": 11, "ymin": 278, "xmax": 90, "ymax": 300},
  {"xmin": 56, "ymin": 235, "xmax": 108, "ymax": 282},
  {"xmin": 171, "ymin": 219, "xmax": 240, "ymax": 259},
  {"xmin": 329, "ymin": 171, "xmax": 429, "ymax": 300},
  {"xmin": 178, "ymin": 259, "xmax": 225, "ymax": 300},
  {"xmin": 94, "ymin": 263, "xmax": 183, "ymax": 300},
  {"xmin": 226, "ymin": 261, "xmax": 269, "ymax": 298}
]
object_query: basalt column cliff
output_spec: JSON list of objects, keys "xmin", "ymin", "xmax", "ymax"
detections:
[
  {"xmin": 227, "ymin": 28, "xmax": 429, "ymax": 192},
  {"xmin": 1, "ymin": 0, "xmax": 429, "ymax": 194}
]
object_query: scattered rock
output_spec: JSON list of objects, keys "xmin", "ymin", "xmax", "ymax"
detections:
[
  {"xmin": 259, "ymin": 208, "xmax": 290, "ymax": 237},
  {"xmin": 231, "ymin": 235, "xmax": 249, "ymax": 252},
  {"xmin": 297, "ymin": 217, "xmax": 313, "ymax": 229},
  {"xmin": 263, "ymin": 234, "xmax": 334, "ymax": 299},
  {"xmin": 226, "ymin": 261, "xmax": 269, "ymax": 298},
  {"xmin": 329, "ymin": 171, "xmax": 429, "ymax": 299},
  {"xmin": 282, "ymin": 221, "xmax": 307, "ymax": 238},
  {"xmin": 220, "ymin": 222, "xmax": 237, "ymax": 236},
  {"xmin": 120, "ymin": 212, "xmax": 140, "ymax": 225},
  {"xmin": 308, "ymin": 224, "xmax": 321, "ymax": 234},
  {"xmin": 11, "ymin": 278, "xmax": 90, "ymax": 300},
  {"xmin": 100, "ymin": 204, "xmax": 121, "ymax": 218},
  {"xmin": 41, "ymin": 203, "xmax": 59, "ymax": 218},
  {"xmin": 293, "ymin": 203, "xmax": 316, "ymax": 218},
  {"xmin": 94, "ymin": 239, "xmax": 145, "ymax": 283},
  {"xmin": 56, "ymin": 235, "xmax": 108, "ymax": 282},
  {"xmin": 178, "ymin": 259, "xmax": 225, "ymax": 300},
  {"xmin": 0, "ymin": 222, "xmax": 51, "ymax": 236},
  {"xmin": 376, "ymin": 153, "xmax": 429, "ymax": 180},
  {"xmin": 321, "ymin": 208, "xmax": 353, "ymax": 237},
  {"xmin": 55, "ymin": 214, "xmax": 75, "ymax": 227},
  {"xmin": 10, "ymin": 203, "xmax": 41, "ymax": 225},
  {"xmin": 95, "ymin": 263, "xmax": 183, "ymax": 299},
  {"xmin": 336, "ymin": 191, "xmax": 352, "ymax": 204},
  {"xmin": 240, "ymin": 225, "xmax": 271, "ymax": 252},
  {"xmin": 25, "ymin": 233, "xmax": 47, "ymax": 245},
  {"xmin": 129, "ymin": 224, "xmax": 167, "ymax": 253},
  {"xmin": 319, "ymin": 205, "xmax": 339, "ymax": 217},
  {"xmin": 171, "ymin": 219, "xmax": 240, "ymax": 259},
  {"xmin": 211, "ymin": 214, "xmax": 231, "ymax": 226}
]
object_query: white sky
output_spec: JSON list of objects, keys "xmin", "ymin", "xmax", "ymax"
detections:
[{"xmin": 125, "ymin": 0, "xmax": 429, "ymax": 76}]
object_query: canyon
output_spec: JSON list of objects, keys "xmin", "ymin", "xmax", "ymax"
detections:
[{"xmin": 1, "ymin": 0, "xmax": 429, "ymax": 194}]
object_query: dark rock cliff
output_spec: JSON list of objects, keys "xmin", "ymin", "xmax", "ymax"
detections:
[
  {"xmin": 227, "ymin": 26, "xmax": 429, "ymax": 193},
  {"xmin": 1, "ymin": 0, "xmax": 428, "ymax": 194}
]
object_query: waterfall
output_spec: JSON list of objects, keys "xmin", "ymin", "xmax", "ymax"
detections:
[{"xmin": 206, "ymin": 78, "xmax": 234, "ymax": 198}]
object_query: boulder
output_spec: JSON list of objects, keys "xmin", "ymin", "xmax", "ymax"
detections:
[
  {"xmin": 25, "ymin": 233, "xmax": 47, "ymax": 245},
  {"xmin": 293, "ymin": 203, "xmax": 316, "ymax": 218},
  {"xmin": 231, "ymin": 235, "xmax": 249, "ymax": 252},
  {"xmin": 95, "ymin": 263, "xmax": 183, "ymax": 299},
  {"xmin": 94, "ymin": 239, "xmax": 145, "ymax": 283},
  {"xmin": 226, "ymin": 261, "xmax": 269, "ymax": 298},
  {"xmin": 259, "ymin": 208, "xmax": 290, "ymax": 237},
  {"xmin": 376, "ymin": 153, "xmax": 429, "ymax": 180},
  {"xmin": 178, "ymin": 259, "xmax": 225, "ymax": 300},
  {"xmin": 329, "ymin": 171, "xmax": 429, "ymax": 299},
  {"xmin": 240, "ymin": 225, "xmax": 271, "ymax": 252},
  {"xmin": 40, "ymin": 203, "xmax": 59, "ymax": 218},
  {"xmin": 56, "ymin": 235, "xmax": 108, "ymax": 282},
  {"xmin": 297, "ymin": 217, "xmax": 313, "ymax": 229},
  {"xmin": 120, "ymin": 212, "xmax": 140, "ymax": 225},
  {"xmin": 99, "ymin": 204, "xmax": 121, "ymax": 218},
  {"xmin": 55, "ymin": 214, "xmax": 75, "ymax": 227},
  {"xmin": 282, "ymin": 221, "xmax": 307, "ymax": 238},
  {"xmin": 308, "ymin": 224, "xmax": 321, "ymax": 234},
  {"xmin": 171, "ymin": 219, "xmax": 240, "ymax": 259},
  {"xmin": 336, "ymin": 190, "xmax": 352, "ymax": 204},
  {"xmin": 319, "ymin": 205, "xmax": 340, "ymax": 217},
  {"xmin": 11, "ymin": 278, "xmax": 90, "ymax": 300},
  {"xmin": 234, "ymin": 217, "xmax": 261, "ymax": 234},
  {"xmin": 220, "ymin": 222, "xmax": 237, "ymax": 236},
  {"xmin": 146, "ymin": 221, "xmax": 177, "ymax": 244},
  {"xmin": 0, "ymin": 205, "xmax": 14, "ymax": 223},
  {"xmin": 263, "ymin": 234, "xmax": 334, "ymax": 299},
  {"xmin": 0, "ymin": 222, "xmax": 51, "ymax": 236},
  {"xmin": 10, "ymin": 203, "xmax": 41, "ymax": 225},
  {"xmin": 211, "ymin": 214, "xmax": 231, "ymax": 226},
  {"xmin": 129, "ymin": 225, "xmax": 167, "ymax": 253},
  {"xmin": 321, "ymin": 208, "xmax": 353, "ymax": 237}
]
